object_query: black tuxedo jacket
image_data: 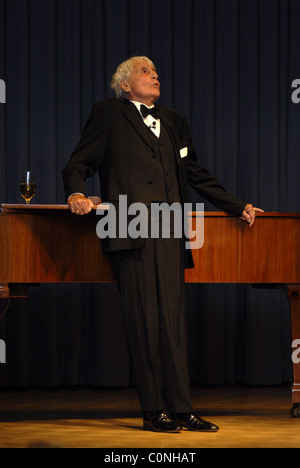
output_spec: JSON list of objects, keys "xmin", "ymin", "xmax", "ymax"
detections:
[{"xmin": 63, "ymin": 98, "xmax": 246, "ymax": 258}]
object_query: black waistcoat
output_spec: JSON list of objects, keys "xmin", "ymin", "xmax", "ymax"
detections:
[{"xmin": 148, "ymin": 121, "xmax": 181, "ymax": 204}]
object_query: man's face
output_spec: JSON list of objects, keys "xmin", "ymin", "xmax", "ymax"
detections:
[{"xmin": 124, "ymin": 60, "xmax": 160, "ymax": 106}]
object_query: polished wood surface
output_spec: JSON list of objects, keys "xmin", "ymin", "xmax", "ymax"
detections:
[
  {"xmin": 1, "ymin": 206, "xmax": 299, "ymax": 285},
  {"xmin": 0, "ymin": 203, "xmax": 114, "ymax": 286},
  {"xmin": 0, "ymin": 205, "xmax": 299, "ymax": 410},
  {"xmin": 185, "ymin": 212, "xmax": 300, "ymax": 283},
  {"xmin": 0, "ymin": 385, "xmax": 298, "ymax": 448}
]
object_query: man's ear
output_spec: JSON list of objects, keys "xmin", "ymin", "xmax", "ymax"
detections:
[{"xmin": 119, "ymin": 80, "xmax": 130, "ymax": 93}]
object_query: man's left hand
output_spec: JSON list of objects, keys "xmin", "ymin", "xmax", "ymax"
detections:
[{"xmin": 241, "ymin": 204, "xmax": 264, "ymax": 227}]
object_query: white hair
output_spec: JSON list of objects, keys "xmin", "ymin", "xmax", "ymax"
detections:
[{"xmin": 111, "ymin": 56, "xmax": 156, "ymax": 98}]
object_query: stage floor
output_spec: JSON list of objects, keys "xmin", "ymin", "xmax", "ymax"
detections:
[{"xmin": 0, "ymin": 384, "xmax": 299, "ymax": 448}]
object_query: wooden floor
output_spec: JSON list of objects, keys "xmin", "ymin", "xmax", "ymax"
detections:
[{"xmin": 0, "ymin": 384, "xmax": 299, "ymax": 448}]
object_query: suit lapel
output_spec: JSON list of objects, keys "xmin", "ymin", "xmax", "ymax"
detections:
[
  {"xmin": 159, "ymin": 109, "xmax": 186, "ymax": 200},
  {"xmin": 120, "ymin": 99, "xmax": 182, "ymax": 166},
  {"xmin": 159, "ymin": 110, "xmax": 181, "ymax": 166},
  {"xmin": 120, "ymin": 99, "xmax": 154, "ymax": 151},
  {"xmin": 119, "ymin": 99, "xmax": 186, "ymax": 202}
]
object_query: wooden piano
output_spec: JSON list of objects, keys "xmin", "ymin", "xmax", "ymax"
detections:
[{"xmin": 0, "ymin": 204, "xmax": 299, "ymax": 416}]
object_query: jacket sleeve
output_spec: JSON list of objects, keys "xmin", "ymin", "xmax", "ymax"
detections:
[
  {"xmin": 188, "ymin": 156, "xmax": 246, "ymax": 216},
  {"xmin": 179, "ymin": 118, "xmax": 246, "ymax": 216},
  {"xmin": 62, "ymin": 102, "xmax": 108, "ymax": 200}
]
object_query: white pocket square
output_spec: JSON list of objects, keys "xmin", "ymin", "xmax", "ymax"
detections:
[{"xmin": 180, "ymin": 147, "xmax": 188, "ymax": 158}]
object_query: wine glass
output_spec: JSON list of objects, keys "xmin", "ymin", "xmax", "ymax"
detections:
[{"xmin": 20, "ymin": 171, "xmax": 36, "ymax": 204}]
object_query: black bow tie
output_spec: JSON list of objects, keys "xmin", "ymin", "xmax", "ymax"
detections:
[{"xmin": 140, "ymin": 104, "xmax": 160, "ymax": 119}]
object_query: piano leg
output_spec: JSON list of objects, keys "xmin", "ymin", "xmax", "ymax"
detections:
[
  {"xmin": 0, "ymin": 284, "xmax": 29, "ymax": 321},
  {"xmin": 285, "ymin": 285, "xmax": 300, "ymax": 417},
  {"xmin": 0, "ymin": 283, "xmax": 28, "ymax": 300},
  {"xmin": 0, "ymin": 283, "xmax": 9, "ymax": 299}
]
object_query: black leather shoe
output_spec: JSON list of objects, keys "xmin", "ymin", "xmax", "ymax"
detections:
[
  {"xmin": 143, "ymin": 411, "xmax": 182, "ymax": 433},
  {"xmin": 173, "ymin": 413, "xmax": 219, "ymax": 432}
]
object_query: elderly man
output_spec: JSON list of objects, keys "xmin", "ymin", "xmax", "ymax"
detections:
[{"xmin": 63, "ymin": 56, "xmax": 261, "ymax": 433}]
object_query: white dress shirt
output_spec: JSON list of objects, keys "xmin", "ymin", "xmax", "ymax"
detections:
[{"xmin": 130, "ymin": 100, "xmax": 160, "ymax": 138}]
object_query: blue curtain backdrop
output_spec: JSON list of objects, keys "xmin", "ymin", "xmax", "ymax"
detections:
[{"xmin": 0, "ymin": 0, "xmax": 299, "ymax": 387}]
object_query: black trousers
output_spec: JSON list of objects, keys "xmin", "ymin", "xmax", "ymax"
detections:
[{"xmin": 110, "ymin": 235, "xmax": 194, "ymax": 413}]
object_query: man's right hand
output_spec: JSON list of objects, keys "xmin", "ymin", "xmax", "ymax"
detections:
[{"xmin": 68, "ymin": 194, "xmax": 94, "ymax": 215}]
